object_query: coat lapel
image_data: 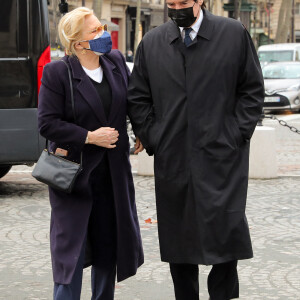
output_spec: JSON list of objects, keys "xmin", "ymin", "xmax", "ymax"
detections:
[
  {"xmin": 186, "ymin": 9, "xmax": 215, "ymax": 48},
  {"xmin": 67, "ymin": 56, "xmax": 108, "ymax": 125},
  {"xmin": 167, "ymin": 20, "xmax": 181, "ymax": 45},
  {"xmin": 196, "ymin": 9, "xmax": 214, "ymax": 41},
  {"xmin": 100, "ymin": 55, "xmax": 124, "ymax": 123}
]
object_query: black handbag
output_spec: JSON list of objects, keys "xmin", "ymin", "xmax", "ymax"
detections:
[{"xmin": 32, "ymin": 60, "xmax": 83, "ymax": 193}]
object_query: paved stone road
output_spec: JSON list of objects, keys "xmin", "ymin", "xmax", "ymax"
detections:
[{"xmin": 0, "ymin": 171, "xmax": 299, "ymax": 300}]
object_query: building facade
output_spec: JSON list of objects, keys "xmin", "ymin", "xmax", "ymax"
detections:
[
  {"xmin": 249, "ymin": 0, "xmax": 300, "ymax": 46},
  {"xmin": 294, "ymin": 0, "xmax": 300, "ymax": 42},
  {"xmin": 48, "ymin": 0, "xmax": 300, "ymax": 55}
]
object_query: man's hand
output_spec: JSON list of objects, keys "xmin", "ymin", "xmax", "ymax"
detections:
[
  {"xmin": 88, "ymin": 127, "xmax": 119, "ymax": 148},
  {"xmin": 134, "ymin": 137, "xmax": 144, "ymax": 154}
]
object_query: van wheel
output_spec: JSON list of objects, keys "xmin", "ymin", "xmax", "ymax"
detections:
[{"xmin": 0, "ymin": 165, "xmax": 12, "ymax": 179}]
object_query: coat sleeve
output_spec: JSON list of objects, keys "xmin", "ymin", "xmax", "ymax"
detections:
[
  {"xmin": 38, "ymin": 63, "xmax": 88, "ymax": 150},
  {"xmin": 235, "ymin": 27, "xmax": 264, "ymax": 142},
  {"xmin": 127, "ymin": 41, "xmax": 155, "ymax": 155}
]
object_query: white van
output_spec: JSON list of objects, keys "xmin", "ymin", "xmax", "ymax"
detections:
[{"xmin": 258, "ymin": 43, "xmax": 300, "ymax": 67}]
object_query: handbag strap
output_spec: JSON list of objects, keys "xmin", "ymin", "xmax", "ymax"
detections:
[
  {"xmin": 45, "ymin": 59, "xmax": 82, "ymax": 167},
  {"xmin": 61, "ymin": 60, "xmax": 77, "ymax": 124}
]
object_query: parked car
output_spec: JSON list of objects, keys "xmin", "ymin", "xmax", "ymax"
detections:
[
  {"xmin": 262, "ymin": 61, "xmax": 300, "ymax": 112},
  {"xmin": 258, "ymin": 43, "xmax": 300, "ymax": 67},
  {"xmin": 0, "ymin": 0, "xmax": 50, "ymax": 179}
]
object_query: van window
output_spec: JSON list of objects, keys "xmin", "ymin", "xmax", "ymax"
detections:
[
  {"xmin": 19, "ymin": 0, "xmax": 29, "ymax": 55},
  {"xmin": 0, "ymin": 0, "xmax": 29, "ymax": 57},
  {"xmin": 0, "ymin": 0, "xmax": 32, "ymax": 109},
  {"xmin": 258, "ymin": 50, "xmax": 294, "ymax": 63},
  {"xmin": 0, "ymin": 0, "xmax": 18, "ymax": 58}
]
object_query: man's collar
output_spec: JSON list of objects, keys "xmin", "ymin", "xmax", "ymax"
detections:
[
  {"xmin": 179, "ymin": 8, "xmax": 204, "ymax": 34},
  {"xmin": 197, "ymin": 9, "xmax": 214, "ymax": 40}
]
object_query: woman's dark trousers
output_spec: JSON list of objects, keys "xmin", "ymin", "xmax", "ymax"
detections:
[
  {"xmin": 53, "ymin": 238, "xmax": 116, "ymax": 300},
  {"xmin": 54, "ymin": 155, "xmax": 117, "ymax": 300},
  {"xmin": 170, "ymin": 260, "xmax": 239, "ymax": 300}
]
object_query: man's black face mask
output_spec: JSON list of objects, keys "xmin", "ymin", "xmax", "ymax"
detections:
[{"xmin": 168, "ymin": 2, "xmax": 197, "ymax": 28}]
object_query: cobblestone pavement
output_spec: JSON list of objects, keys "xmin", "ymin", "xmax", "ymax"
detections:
[{"xmin": 0, "ymin": 171, "xmax": 299, "ymax": 300}]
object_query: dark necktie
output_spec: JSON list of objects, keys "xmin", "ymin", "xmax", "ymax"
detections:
[{"xmin": 184, "ymin": 27, "xmax": 193, "ymax": 47}]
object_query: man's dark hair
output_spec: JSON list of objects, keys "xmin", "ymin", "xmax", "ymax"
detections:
[{"xmin": 195, "ymin": 0, "xmax": 206, "ymax": 8}]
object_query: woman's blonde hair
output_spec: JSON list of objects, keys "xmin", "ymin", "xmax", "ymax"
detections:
[{"xmin": 58, "ymin": 7, "xmax": 93, "ymax": 56}]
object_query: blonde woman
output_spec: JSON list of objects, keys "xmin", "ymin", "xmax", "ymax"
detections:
[{"xmin": 38, "ymin": 7, "xmax": 144, "ymax": 300}]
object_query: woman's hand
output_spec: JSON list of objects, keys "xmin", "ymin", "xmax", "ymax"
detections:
[
  {"xmin": 88, "ymin": 127, "xmax": 119, "ymax": 148},
  {"xmin": 134, "ymin": 137, "xmax": 144, "ymax": 154}
]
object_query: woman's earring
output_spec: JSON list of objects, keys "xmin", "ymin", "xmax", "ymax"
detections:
[{"xmin": 81, "ymin": 49, "xmax": 86, "ymax": 55}]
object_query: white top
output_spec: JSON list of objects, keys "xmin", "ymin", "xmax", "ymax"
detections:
[
  {"xmin": 82, "ymin": 66, "xmax": 103, "ymax": 83},
  {"xmin": 179, "ymin": 9, "xmax": 204, "ymax": 41}
]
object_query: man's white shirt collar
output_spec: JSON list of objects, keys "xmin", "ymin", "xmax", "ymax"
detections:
[{"xmin": 179, "ymin": 9, "xmax": 203, "ymax": 41}]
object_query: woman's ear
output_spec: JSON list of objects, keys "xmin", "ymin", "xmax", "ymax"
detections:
[{"xmin": 74, "ymin": 42, "xmax": 84, "ymax": 50}]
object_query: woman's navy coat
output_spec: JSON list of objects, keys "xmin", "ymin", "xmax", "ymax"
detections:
[
  {"xmin": 38, "ymin": 50, "xmax": 144, "ymax": 284},
  {"xmin": 128, "ymin": 10, "xmax": 264, "ymax": 266}
]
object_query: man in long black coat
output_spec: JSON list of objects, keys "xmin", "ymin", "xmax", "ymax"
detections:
[{"xmin": 128, "ymin": 0, "xmax": 264, "ymax": 299}]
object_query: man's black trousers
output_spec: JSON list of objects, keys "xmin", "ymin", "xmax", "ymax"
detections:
[{"xmin": 169, "ymin": 260, "xmax": 239, "ymax": 300}]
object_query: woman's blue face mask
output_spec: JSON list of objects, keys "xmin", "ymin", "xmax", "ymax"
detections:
[{"xmin": 80, "ymin": 31, "xmax": 112, "ymax": 55}]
